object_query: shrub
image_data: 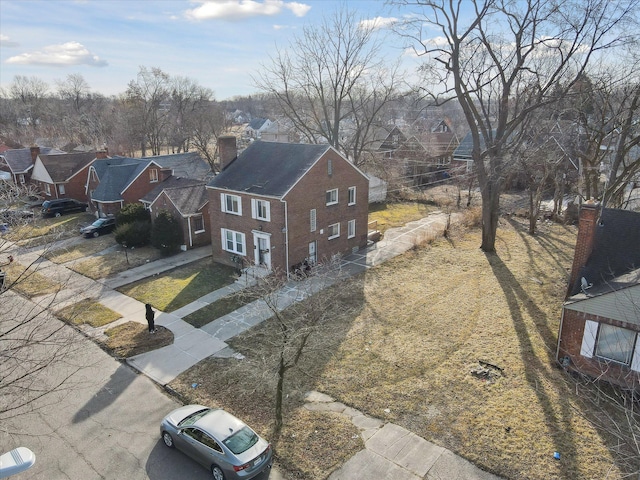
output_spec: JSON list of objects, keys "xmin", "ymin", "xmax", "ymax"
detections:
[
  {"xmin": 114, "ymin": 220, "xmax": 151, "ymax": 247},
  {"xmin": 116, "ymin": 203, "xmax": 150, "ymax": 226},
  {"xmin": 151, "ymin": 210, "xmax": 183, "ymax": 255}
]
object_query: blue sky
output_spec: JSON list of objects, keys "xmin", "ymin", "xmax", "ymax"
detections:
[{"xmin": 0, "ymin": 0, "xmax": 418, "ymax": 100}]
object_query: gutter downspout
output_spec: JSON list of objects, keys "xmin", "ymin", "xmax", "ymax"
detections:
[
  {"xmin": 556, "ymin": 307, "xmax": 566, "ymax": 364},
  {"xmin": 283, "ymin": 199, "xmax": 289, "ymax": 278},
  {"xmin": 187, "ymin": 216, "xmax": 193, "ymax": 247}
]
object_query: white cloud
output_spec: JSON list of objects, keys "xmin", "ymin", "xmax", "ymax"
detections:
[
  {"xmin": 6, "ymin": 41, "xmax": 107, "ymax": 67},
  {"xmin": 0, "ymin": 34, "xmax": 19, "ymax": 48},
  {"xmin": 185, "ymin": 0, "xmax": 310, "ymax": 21},
  {"xmin": 359, "ymin": 16, "xmax": 398, "ymax": 31}
]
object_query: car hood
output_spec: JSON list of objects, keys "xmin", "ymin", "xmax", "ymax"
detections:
[{"xmin": 163, "ymin": 404, "xmax": 209, "ymax": 428}]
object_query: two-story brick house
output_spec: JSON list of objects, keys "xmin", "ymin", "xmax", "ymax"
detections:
[{"xmin": 207, "ymin": 137, "xmax": 369, "ymax": 274}]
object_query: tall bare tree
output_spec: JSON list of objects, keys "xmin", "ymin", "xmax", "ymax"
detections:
[
  {"xmin": 8, "ymin": 75, "xmax": 50, "ymax": 128},
  {"xmin": 255, "ymin": 8, "xmax": 399, "ymax": 166},
  {"xmin": 397, "ymin": 0, "xmax": 637, "ymax": 251},
  {"xmin": 190, "ymin": 101, "xmax": 230, "ymax": 173}
]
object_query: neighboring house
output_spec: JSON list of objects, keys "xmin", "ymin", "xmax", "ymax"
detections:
[
  {"xmin": 141, "ymin": 177, "xmax": 211, "ymax": 250},
  {"xmin": 151, "ymin": 151, "xmax": 213, "ymax": 181},
  {"xmin": 557, "ymin": 202, "xmax": 640, "ymax": 390},
  {"xmin": 0, "ymin": 146, "xmax": 64, "ymax": 186},
  {"xmin": 207, "ymin": 137, "xmax": 369, "ymax": 274},
  {"xmin": 87, "ymin": 157, "xmax": 171, "ymax": 216},
  {"xmin": 375, "ymin": 126, "xmax": 408, "ymax": 160},
  {"xmin": 244, "ymin": 118, "xmax": 272, "ymax": 140},
  {"xmin": 31, "ymin": 151, "xmax": 108, "ymax": 200},
  {"xmin": 451, "ymin": 131, "xmax": 475, "ymax": 174},
  {"xmin": 260, "ymin": 119, "xmax": 300, "ymax": 144}
]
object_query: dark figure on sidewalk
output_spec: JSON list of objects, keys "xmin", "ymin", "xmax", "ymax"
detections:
[{"xmin": 145, "ymin": 303, "xmax": 156, "ymax": 333}]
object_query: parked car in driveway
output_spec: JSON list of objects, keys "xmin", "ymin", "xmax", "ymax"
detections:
[
  {"xmin": 160, "ymin": 405, "xmax": 272, "ymax": 480},
  {"xmin": 41, "ymin": 198, "xmax": 88, "ymax": 217},
  {"xmin": 80, "ymin": 217, "xmax": 117, "ymax": 237}
]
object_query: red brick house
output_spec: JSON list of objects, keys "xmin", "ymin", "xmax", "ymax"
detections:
[
  {"xmin": 87, "ymin": 156, "xmax": 171, "ymax": 216},
  {"xmin": 207, "ymin": 137, "xmax": 369, "ymax": 275},
  {"xmin": 31, "ymin": 151, "xmax": 108, "ymax": 200},
  {"xmin": 556, "ymin": 202, "xmax": 640, "ymax": 390},
  {"xmin": 141, "ymin": 177, "xmax": 211, "ymax": 250},
  {"xmin": 0, "ymin": 146, "xmax": 64, "ymax": 186}
]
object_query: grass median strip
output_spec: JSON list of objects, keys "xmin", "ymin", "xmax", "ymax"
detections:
[
  {"xmin": 182, "ymin": 286, "xmax": 263, "ymax": 328},
  {"xmin": 56, "ymin": 298, "xmax": 121, "ymax": 327},
  {"xmin": 3, "ymin": 262, "xmax": 61, "ymax": 298},
  {"xmin": 101, "ymin": 322, "xmax": 173, "ymax": 358}
]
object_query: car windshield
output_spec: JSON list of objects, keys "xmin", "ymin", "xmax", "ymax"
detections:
[
  {"xmin": 93, "ymin": 219, "xmax": 106, "ymax": 226},
  {"xmin": 178, "ymin": 408, "xmax": 210, "ymax": 427},
  {"xmin": 223, "ymin": 426, "xmax": 258, "ymax": 455}
]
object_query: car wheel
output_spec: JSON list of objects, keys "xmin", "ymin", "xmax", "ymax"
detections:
[
  {"xmin": 162, "ymin": 431, "xmax": 175, "ymax": 448},
  {"xmin": 92, "ymin": 231, "xmax": 100, "ymax": 238},
  {"xmin": 54, "ymin": 212, "xmax": 62, "ymax": 217},
  {"xmin": 211, "ymin": 465, "xmax": 225, "ymax": 480}
]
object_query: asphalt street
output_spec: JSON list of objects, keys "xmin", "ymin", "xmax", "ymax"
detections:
[{"xmin": 0, "ymin": 293, "xmax": 214, "ymax": 480}]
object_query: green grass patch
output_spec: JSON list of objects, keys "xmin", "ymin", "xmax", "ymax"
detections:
[
  {"xmin": 56, "ymin": 299, "xmax": 121, "ymax": 327},
  {"xmin": 182, "ymin": 287, "xmax": 262, "ymax": 328},
  {"xmin": 368, "ymin": 201, "xmax": 438, "ymax": 234},
  {"xmin": 117, "ymin": 259, "xmax": 237, "ymax": 312}
]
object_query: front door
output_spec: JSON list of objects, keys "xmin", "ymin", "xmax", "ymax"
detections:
[
  {"xmin": 308, "ymin": 241, "xmax": 317, "ymax": 265},
  {"xmin": 253, "ymin": 233, "xmax": 271, "ymax": 269}
]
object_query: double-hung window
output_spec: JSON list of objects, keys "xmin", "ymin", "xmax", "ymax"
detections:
[
  {"xmin": 221, "ymin": 229, "xmax": 245, "ymax": 255},
  {"xmin": 328, "ymin": 223, "xmax": 340, "ymax": 240},
  {"xmin": 251, "ymin": 199, "xmax": 270, "ymax": 221},
  {"xmin": 149, "ymin": 169, "xmax": 158, "ymax": 183},
  {"xmin": 193, "ymin": 215, "xmax": 204, "ymax": 233},
  {"xmin": 326, "ymin": 189, "xmax": 338, "ymax": 206},
  {"xmin": 581, "ymin": 320, "xmax": 640, "ymax": 370},
  {"xmin": 221, "ymin": 193, "xmax": 242, "ymax": 215},
  {"xmin": 347, "ymin": 219, "xmax": 356, "ymax": 239},
  {"xmin": 348, "ymin": 186, "xmax": 356, "ymax": 205}
]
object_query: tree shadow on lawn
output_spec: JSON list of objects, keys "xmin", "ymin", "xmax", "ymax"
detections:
[{"xmin": 485, "ymin": 252, "xmax": 579, "ymax": 479}]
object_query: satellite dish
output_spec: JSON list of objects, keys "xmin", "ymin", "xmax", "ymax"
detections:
[{"xmin": 581, "ymin": 277, "xmax": 593, "ymax": 293}]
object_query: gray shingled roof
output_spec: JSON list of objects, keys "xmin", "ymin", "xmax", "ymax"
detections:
[
  {"xmin": 570, "ymin": 208, "xmax": 640, "ymax": 296},
  {"xmin": 161, "ymin": 183, "xmax": 208, "ymax": 215},
  {"xmin": 141, "ymin": 177, "xmax": 205, "ymax": 204},
  {"xmin": 207, "ymin": 141, "xmax": 330, "ymax": 197},
  {"xmin": 39, "ymin": 152, "xmax": 97, "ymax": 182},
  {"xmin": 91, "ymin": 157, "xmax": 152, "ymax": 202},
  {"xmin": 1, "ymin": 147, "xmax": 64, "ymax": 173},
  {"xmin": 144, "ymin": 152, "xmax": 212, "ymax": 181}
]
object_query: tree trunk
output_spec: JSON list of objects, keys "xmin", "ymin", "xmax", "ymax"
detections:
[
  {"xmin": 273, "ymin": 354, "xmax": 286, "ymax": 440},
  {"xmin": 479, "ymin": 178, "xmax": 500, "ymax": 252}
]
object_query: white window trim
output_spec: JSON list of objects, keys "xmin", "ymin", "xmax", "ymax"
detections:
[
  {"xmin": 221, "ymin": 228, "xmax": 246, "ymax": 255},
  {"xmin": 348, "ymin": 186, "xmax": 356, "ymax": 206},
  {"xmin": 251, "ymin": 198, "xmax": 271, "ymax": 221},
  {"xmin": 348, "ymin": 219, "xmax": 356, "ymax": 239},
  {"xmin": 44, "ymin": 183, "xmax": 51, "ymax": 196},
  {"xmin": 58, "ymin": 184, "xmax": 66, "ymax": 195},
  {"xmin": 221, "ymin": 193, "xmax": 242, "ymax": 216},
  {"xmin": 310, "ymin": 209, "xmax": 316, "ymax": 232},
  {"xmin": 328, "ymin": 222, "xmax": 340, "ymax": 240},
  {"xmin": 149, "ymin": 168, "xmax": 159, "ymax": 183},
  {"xmin": 193, "ymin": 215, "xmax": 205, "ymax": 234},
  {"xmin": 326, "ymin": 188, "xmax": 338, "ymax": 206},
  {"xmin": 580, "ymin": 320, "xmax": 598, "ymax": 358}
]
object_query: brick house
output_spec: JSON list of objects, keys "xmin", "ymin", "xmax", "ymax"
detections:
[
  {"xmin": 207, "ymin": 137, "xmax": 369, "ymax": 274},
  {"xmin": 87, "ymin": 156, "xmax": 171, "ymax": 216},
  {"xmin": 141, "ymin": 177, "xmax": 210, "ymax": 250},
  {"xmin": 31, "ymin": 151, "xmax": 108, "ymax": 200},
  {"xmin": 0, "ymin": 146, "xmax": 64, "ymax": 186},
  {"xmin": 556, "ymin": 202, "xmax": 640, "ymax": 390}
]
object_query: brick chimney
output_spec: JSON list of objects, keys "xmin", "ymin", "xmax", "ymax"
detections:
[
  {"xmin": 30, "ymin": 146, "xmax": 40, "ymax": 162},
  {"xmin": 567, "ymin": 201, "xmax": 600, "ymax": 297},
  {"xmin": 218, "ymin": 136, "xmax": 237, "ymax": 171},
  {"xmin": 96, "ymin": 147, "xmax": 109, "ymax": 159}
]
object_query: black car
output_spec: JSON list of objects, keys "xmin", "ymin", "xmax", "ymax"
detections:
[
  {"xmin": 80, "ymin": 217, "xmax": 117, "ymax": 237},
  {"xmin": 41, "ymin": 199, "xmax": 88, "ymax": 217}
]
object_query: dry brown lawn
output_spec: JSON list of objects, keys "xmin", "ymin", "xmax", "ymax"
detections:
[
  {"xmin": 100, "ymin": 322, "xmax": 173, "ymax": 358},
  {"xmin": 68, "ymin": 245, "xmax": 164, "ymax": 279},
  {"xmin": 170, "ymin": 216, "xmax": 632, "ymax": 480}
]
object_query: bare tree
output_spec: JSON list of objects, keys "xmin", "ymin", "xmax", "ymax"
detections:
[
  {"xmin": 56, "ymin": 73, "xmax": 91, "ymax": 114},
  {"xmin": 167, "ymin": 76, "xmax": 215, "ymax": 154},
  {"xmin": 190, "ymin": 101, "xmax": 230, "ymax": 173},
  {"xmin": 8, "ymin": 75, "xmax": 50, "ymax": 128},
  {"xmin": 254, "ymin": 8, "xmax": 399, "ymax": 166},
  {"xmin": 396, "ymin": 0, "xmax": 637, "ymax": 252}
]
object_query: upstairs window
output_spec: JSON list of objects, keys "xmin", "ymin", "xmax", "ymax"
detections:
[
  {"xmin": 149, "ymin": 168, "xmax": 158, "ymax": 183},
  {"xmin": 326, "ymin": 189, "xmax": 338, "ymax": 206},
  {"xmin": 221, "ymin": 193, "xmax": 242, "ymax": 215},
  {"xmin": 251, "ymin": 199, "xmax": 270, "ymax": 221},
  {"xmin": 348, "ymin": 186, "xmax": 356, "ymax": 205}
]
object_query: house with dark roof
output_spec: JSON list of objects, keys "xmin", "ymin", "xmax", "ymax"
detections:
[
  {"xmin": 141, "ymin": 177, "xmax": 211, "ymax": 250},
  {"xmin": 0, "ymin": 146, "xmax": 64, "ymax": 186},
  {"xmin": 244, "ymin": 118, "xmax": 272, "ymax": 140},
  {"xmin": 207, "ymin": 137, "xmax": 369, "ymax": 274},
  {"xmin": 31, "ymin": 151, "xmax": 108, "ymax": 200},
  {"xmin": 87, "ymin": 156, "xmax": 171, "ymax": 216},
  {"xmin": 150, "ymin": 151, "xmax": 212, "ymax": 181},
  {"xmin": 557, "ymin": 202, "xmax": 640, "ymax": 389}
]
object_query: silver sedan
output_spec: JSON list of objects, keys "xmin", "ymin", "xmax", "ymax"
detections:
[{"xmin": 160, "ymin": 405, "xmax": 272, "ymax": 480}]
